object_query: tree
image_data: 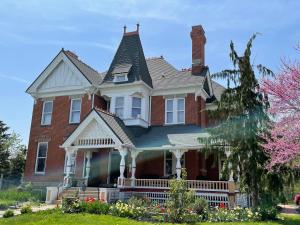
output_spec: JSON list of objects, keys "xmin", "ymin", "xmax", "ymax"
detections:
[
  {"xmin": 199, "ymin": 34, "xmax": 282, "ymax": 206},
  {"xmin": 261, "ymin": 58, "xmax": 300, "ymax": 169},
  {"xmin": 0, "ymin": 120, "xmax": 10, "ymax": 176}
]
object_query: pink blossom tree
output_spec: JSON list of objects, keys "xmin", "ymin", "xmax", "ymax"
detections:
[{"xmin": 261, "ymin": 58, "xmax": 300, "ymax": 169}]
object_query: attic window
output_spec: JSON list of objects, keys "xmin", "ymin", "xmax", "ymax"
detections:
[{"xmin": 114, "ymin": 73, "xmax": 128, "ymax": 82}]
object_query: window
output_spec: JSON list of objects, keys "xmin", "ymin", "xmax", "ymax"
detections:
[
  {"xmin": 64, "ymin": 152, "xmax": 76, "ymax": 174},
  {"xmin": 69, "ymin": 99, "xmax": 81, "ymax": 124},
  {"xmin": 41, "ymin": 101, "xmax": 53, "ymax": 125},
  {"xmin": 115, "ymin": 97, "xmax": 124, "ymax": 118},
  {"xmin": 114, "ymin": 73, "xmax": 127, "ymax": 82},
  {"xmin": 35, "ymin": 142, "xmax": 48, "ymax": 174},
  {"xmin": 165, "ymin": 98, "xmax": 185, "ymax": 124},
  {"xmin": 132, "ymin": 97, "xmax": 141, "ymax": 118}
]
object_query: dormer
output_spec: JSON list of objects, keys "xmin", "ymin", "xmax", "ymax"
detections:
[{"xmin": 100, "ymin": 24, "xmax": 152, "ymax": 128}]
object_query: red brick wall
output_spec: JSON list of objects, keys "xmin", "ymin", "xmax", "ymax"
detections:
[
  {"xmin": 24, "ymin": 94, "xmax": 92, "ymax": 184},
  {"xmin": 136, "ymin": 151, "xmax": 164, "ymax": 178},
  {"xmin": 151, "ymin": 96, "xmax": 164, "ymax": 125},
  {"xmin": 93, "ymin": 94, "xmax": 107, "ymax": 110}
]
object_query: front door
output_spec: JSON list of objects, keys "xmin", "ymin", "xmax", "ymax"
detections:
[
  {"xmin": 108, "ymin": 151, "xmax": 121, "ymax": 185},
  {"xmin": 88, "ymin": 151, "xmax": 109, "ymax": 187}
]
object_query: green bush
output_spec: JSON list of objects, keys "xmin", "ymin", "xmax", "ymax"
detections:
[
  {"xmin": 80, "ymin": 201, "xmax": 110, "ymax": 214},
  {"xmin": 165, "ymin": 169, "xmax": 196, "ymax": 223},
  {"xmin": 0, "ymin": 188, "xmax": 45, "ymax": 203},
  {"xmin": 20, "ymin": 205, "xmax": 33, "ymax": 214},
  {"xmin": 110, "ymin": 201, "xmax": 149, "ymax": 219},
  {"xmin": 192, "ymin": 197, "xmax": 208, "ymax": 215},
  {"xmin": 0, "ymin": 200, "xmax": 14, "ymax": 210},
  {"xmin": 127, "ymin": 196, "xmax": 150, "ymax": 208},
  {"xmin": 255, "ymin": 205, "xmax": 278, "ymax": 221},
  {"xmin": 3, "ymin": 209, "xmax": 14, "ymax": 218},
  {"xmin": 62, "ymin": 197, "xmax": 81, "ymax": 213}
]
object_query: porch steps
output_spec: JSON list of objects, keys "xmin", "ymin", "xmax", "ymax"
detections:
[{"xmin": 61, "ymin": 187, "xmax": 100, "ymax": 200}]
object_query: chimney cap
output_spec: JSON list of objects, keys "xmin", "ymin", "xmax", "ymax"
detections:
[{"xmin": 136, "ymin": 22, "xmax": 140, "ymax": 32}]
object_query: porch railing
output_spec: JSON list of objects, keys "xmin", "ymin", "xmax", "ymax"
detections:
[{"xmin": 118, "ymin": 178, "xmax": 230, "ymax": 192}]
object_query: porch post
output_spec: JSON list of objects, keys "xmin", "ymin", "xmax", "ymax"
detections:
[
  {"xmin": 130, "ymin": 150, "xmax": 141, "ymax": 187},
  {"xmin": 172, "ymin": 149, "xmax": 186, "ymax": 180},
  {"xmin": 64, "ymin": 147, "xmax": 77, "ymax": 188},
  {"xmin": 84, "ymin": 151, "xmax": 92, "ymax": 185},
  {"xmin": 118, "ymin": 148, "xmax": 128, "ymax": 179}
]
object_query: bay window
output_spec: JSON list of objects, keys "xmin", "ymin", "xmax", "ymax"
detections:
[
  {"xmin": 132, "ymin": 97, "xmax": 141, "ymax": 118},
  {"xmin": 115, "ymin": 97, "xmax": 124, "ymax": 118}
]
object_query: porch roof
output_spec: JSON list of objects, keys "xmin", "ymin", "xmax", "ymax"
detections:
[{"xmin": 132, "ymin": 125, "xmax": 209, "ymax": 149}]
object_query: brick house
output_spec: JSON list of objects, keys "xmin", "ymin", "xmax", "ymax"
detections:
[{"xmin": 24, "ymin": 25, "xmax": 241, "ymax": 206}]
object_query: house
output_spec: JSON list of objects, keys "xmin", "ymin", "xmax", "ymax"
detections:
[{"xmin": 24, "ymin": 24, "xmax": 241, "ymax": 207}]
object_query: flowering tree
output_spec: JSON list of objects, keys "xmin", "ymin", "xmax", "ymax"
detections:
[{"xmin": 261, "ymin": 59, "xmax": 300, "ymax": 169}]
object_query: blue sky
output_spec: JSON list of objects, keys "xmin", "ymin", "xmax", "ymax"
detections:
[{"xmin": 0, "ymin": 0, "xmax": 299, "ymax": 144}]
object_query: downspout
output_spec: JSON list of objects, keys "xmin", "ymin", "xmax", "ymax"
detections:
[{"xmin": 92, "ymin": 94, "xmax": 94, "ymax": 109}]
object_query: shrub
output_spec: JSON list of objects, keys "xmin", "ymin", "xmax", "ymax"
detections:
[
  {"xmin": 192, "ymin": 197, "xmax": 208, "ymax": 215},
  {"xmin": 127, "ymin": 196, "xmax": 150, "ymax": 208},
  {"xmin": 61, "ymin": 197, "xmax": 81, "ymax": 213},
  {"xmin": 80, "ymin": 201, "xmax": 110, "ymax": 214},
  {"xmin": 0, "ymin": 200, "xmax": 13, "ymax": 210},
  {"xmin": 3, "ymin": 209, "xmax": 14, "ymax": 218},
  {"xmin": 165, "ymin": 169, "xmax": 196, "ymax": 223},
  {"xmin": 110, "ymin": 201, "xmax": 149, "ymax": 219},
  {"xmin": 255, "ymin": 205, "xmax": 278, "ymax": 221},
  {"xmin": 20, "ymin": 205, "xmax": 33, "ymax": 214}
]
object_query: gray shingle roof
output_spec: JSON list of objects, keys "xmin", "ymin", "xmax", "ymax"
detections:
[
  {"xmin": 146, "ymin": 57, "xmax": 208, "ymax": 89},
  {"xmin": 102, "ymin": 33, "xmax": 153, "ymax": 87},
  {"xmin": 64, "ymin": 50, "xmax": 102, "ymax": 85},
  {"xmin": 211, "ymin": 80, "xmax": 226, "ymax": 101},
  {"xmin": 95, "ymin": 109, "xmax": 135, "ymax": 146}
]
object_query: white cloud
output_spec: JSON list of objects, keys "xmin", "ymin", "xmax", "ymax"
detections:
[{"xmin": 0, "ymin": 73, "xmax": 30, "ymax": 84}]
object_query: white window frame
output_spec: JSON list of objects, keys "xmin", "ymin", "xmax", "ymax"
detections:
[
  {"xmin": 115, "ymin": 96, "xmax": 125, "ymax": 118},
  {"xmin": 64, "ymin": 152, "xmax": 77, "ymax": 175},
  {"xmin": 69, "ymin": 98, "xmax": 82, "ymax": 124},
  {"xmin": 165, "ymin": 98, "xmax": 185, "ymax": 125},
  {"xmin": 131, "ymin": 97, "xmax": 142, "ymax": 118},
  {"xmin": 113, "ymin": 73, "xmax": 128, "ymax": 83},
  {"xmin": 41, "ymin": 101, "xmax": 53, "ymax": 125},
  {"xmin": 34, "ymin": 142, "xmax": 48, "ymax": 174}
]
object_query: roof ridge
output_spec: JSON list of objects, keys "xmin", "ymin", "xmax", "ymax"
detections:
[
  {"xmin": 64, "ymin": 49, "xmax": 99, "ymax": 74},
  {"xmin": 146, "ymin": 56, "xmax": 164, "ymax": 60},
  {"xmin": 94, "ymin": 107, "xmax": 116, "ymax": 117}
]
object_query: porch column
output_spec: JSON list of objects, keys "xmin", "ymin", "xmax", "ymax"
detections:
[
  {"xmin": 172, "ymin": 149, "xmax": 186, "ymax": 180},
  {"xmin": 84, "ymin": 151, "xmax": 92, "ymax": 185},
  {"xmin": 225, "ymin": 150, "xmax": 234, "ymax": 181},
  {"xmin": 63, "ymin": 147, "xmax": 77, "ymax": 188},
  {"xmin": 118, "ymin": 148, "xmax": 128, "ymax": 179},
  {"xmin": 130, "ymin": 150, "xmax": 141, "ymax": 187}
]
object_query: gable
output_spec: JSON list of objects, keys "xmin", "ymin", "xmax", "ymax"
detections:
[
  {"xmin": 27, "ymin": 50, "xmax": 91, "ymax": 96},
  {"xmin": 37, "ymin": 60, "xmax": 90, "ymax": 93},
  {"xmin": 61, "ymin": 110, "xmax": 123, "ymax": 149}
]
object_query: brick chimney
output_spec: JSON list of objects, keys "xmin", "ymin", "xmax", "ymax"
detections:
[{"xmin": 190, "ymin": 25, "xmax": 206, "ymax": 75}]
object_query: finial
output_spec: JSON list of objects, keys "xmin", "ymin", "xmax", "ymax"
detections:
[
  {"xmin": 136, "ymin": 23, "xmax": 140, "ymax": 32},
  {"xmin": 123, "ymin": 25, "xmax": 127, "ymax": 34}
]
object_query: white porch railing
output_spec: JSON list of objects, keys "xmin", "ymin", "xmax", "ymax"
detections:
[
  {"xmin": 77, "ymin": 138, "xmax": 115, "ymax": 146},
  {"xmin": 118, "ymin": 178, "xmax": 230, "ymax": 192}
]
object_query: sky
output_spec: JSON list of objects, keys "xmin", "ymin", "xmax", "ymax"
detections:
[{"xmin": 0, "ymin": 0, "xmax": 299, "ymax": 144}]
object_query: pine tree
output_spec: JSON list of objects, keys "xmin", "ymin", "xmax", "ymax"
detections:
[
  {"xmin": 200, "ymin": 34, "xmax": 282, "ymax": 206},
  {"xmin": 0, "ymin": 120, "xmax": 10, "ymax": 177}
]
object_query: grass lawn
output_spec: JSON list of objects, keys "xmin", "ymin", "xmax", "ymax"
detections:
[{"xmin": 0, "ymin": 210, "xmax": 299, "ymax": 225}]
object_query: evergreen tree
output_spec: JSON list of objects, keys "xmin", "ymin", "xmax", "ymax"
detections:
[
  {"xmin": 200, "ymin": 34, "xmax": 284, "ymax": 206},
  {"xmin": 0, "ymin": 120, "xmax": 10, "ymax": 177}
]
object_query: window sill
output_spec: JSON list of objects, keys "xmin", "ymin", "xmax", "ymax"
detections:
[
  {"xmin": 69, "ymin": 122, "xmax": 80, "ymax": 125},
  {"xmin": 164, "ymin": 122, "xmax": 185, "ymax": 126},
  {"xmin": 34, "ymin": 172, "xmax": 45, "ymax": 175},
  {"xmin": 40, "ymin": 124, "xmax": 51, "ymax": 127}
]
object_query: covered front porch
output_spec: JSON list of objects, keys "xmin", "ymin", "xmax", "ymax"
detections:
[{"xmin": 59, "ymin": 109, "xmax": 242, "ymax": 207}]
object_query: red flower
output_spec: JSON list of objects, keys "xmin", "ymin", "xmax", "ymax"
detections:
[
  {"xmin": 161, "ymin": 207, "xmax": 165, "ymax": 213},
  {"xmin": 157, "ymin": 204, "xmax": 161, "ymax": 208},
  {"xmin": 220, "ymin": 202, "xmax": 225, "ymax": 208},
  {"xmin": 85, "ymin": 197, "xmax": 96, "ymax": 203}
]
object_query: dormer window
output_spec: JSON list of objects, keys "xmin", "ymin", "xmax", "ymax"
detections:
[{"xmin": 114, "ymin": 73, "xmax": 128, "ymax": 82}]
